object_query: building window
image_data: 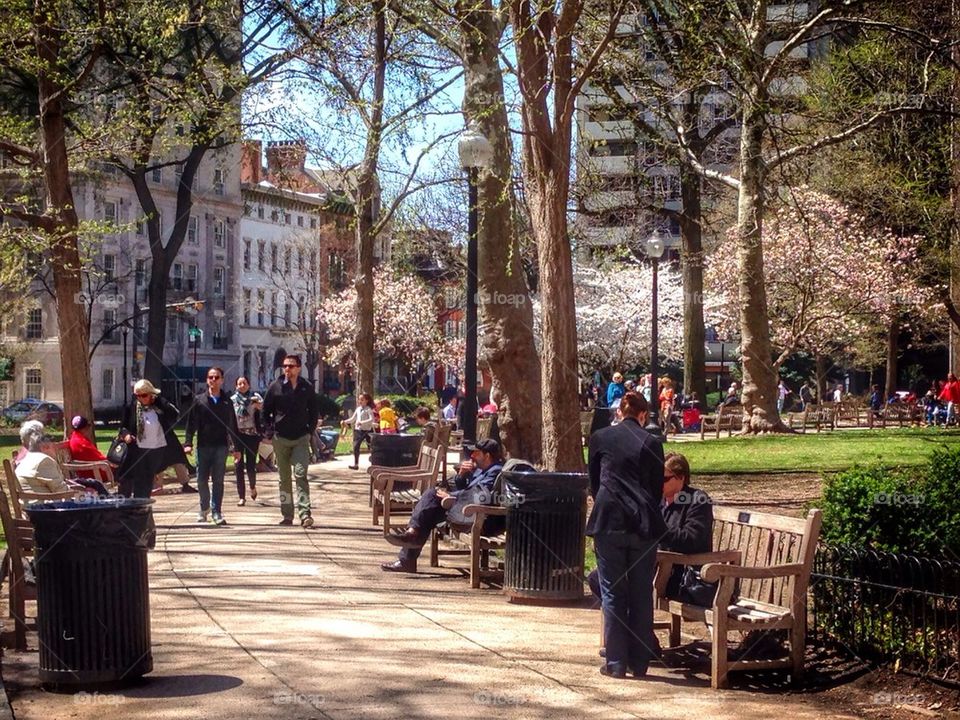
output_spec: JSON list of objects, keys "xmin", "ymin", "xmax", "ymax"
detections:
[
  {"xmin": 283, "ymin": 300, "xmax": 290, "ymax": 326},
  {"xmin": 213, "ymin": 266, "xmax": 225, "ymax": 296},
  {"xmin": 297, "ymin": 215, "xmax": 304, "ymax": 227},
  {"xmin": 270, "ymin": 293, "xmax": 277, "ymax": 326},
  {"xmin": 213, "ymin": 167, "xmax": 225, "ymax": 195},
  {"xmin": 135, "ymin": 259, "xmax": 147, "ymax": 289},
  {"xmin": 166, "ymin": 316, "xmax": 178, "ymax": 343},
  {"xmin": 257, "ymin": 240, "xmax": 266, "ymax": 271},
  {"xmin": 243, "ymin": 239, "xmax": 251, "ymax": 271},
  {"xmin": 103, "ymin": 200, "xmax": 118, "ymax": 225},
  {"xmin": 328, "ymin": 252, "xmax": 347, "ymax": 291},
  {"xmin": 214, "ymin": 219, "xmax": 226, "ymax": 248},
  {"xmin": 188, "ymin": 216, "xmax": 199, "ymax": 244},
  {"xmin": 243, "ymin": 289, "xmax": 251, "ymax": 324},
  {"xmin": 186, "ymin": 264, "xmax": 198, "ymax": 293},
  {"xmin": 309, "ymin": 250, "xmax": 317, "ymax": 274},
  {"xmin": 102, "ymin": 368, "xmax": 115, "ymax": 402},
  {"xmin": 172, "ymin": 262, "xmax": 183, "ymax": 290},
  {"xmin": 151, "ymin": 167, "xmax": 162, "ymax": 183},
  {"xmin": 243, "ymin": 350, "xmax": 252, "ymax": 380},
  {"xmin": 213, "ymin": 317, "xmax": 226, "ymax": 347},
  {"xmin": 310, "ymin": 218, "xmax": 317, "ymax": 230},
  {"xmin": 257, "ymin": 290, "xmax": 265, "ymax": 325},
  {"xmin": 297, "ymin": 250, "xmax": 304, "ymax": 272},
  {"xmin": 25, "ymin": 368, "xmax": 41, "ymax": 399},
  {"xmin": 271, "ymin": 244, "xmax": 278, "ymax": 273},
  {"xmin": 103, "ymin": 254, "xmax": 116, "ymax": 281},
  {"xmin": 270, "ymin": 209, "xmax": 279, "ymax": 222},
  {"xmin": 25, "ymin": 309, "xmax": 42, "ymax": 339},
  {"xmin": 136, "ymin": 216, "xmax": 145, "ymax": 236},
  {"xmin": 103, "ymin": 308, "xmax": 118, "ymax": 343},
  {"xmin": 284, "ymin": 212, "xmax": 291, "ymax": 225},
  {"xmin": 257, "ymin": 206, "xmax": 265, "ymax": 219},
  {"xmin": 284, "ymin": 248, "xmax": 292, "ymax": 273},
  {"xmin": 174, "ymin": 164, "xmax": 183, "ymax": 187}
]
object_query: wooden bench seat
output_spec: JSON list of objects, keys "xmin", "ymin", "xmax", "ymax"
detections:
[
  {"xmin": 655, "ymin": 507, "xmax": 822, "ymax": 688},
  {"xmin": 372, "ymin": 446, "xmax": 442, "ymax": 533},
  {"xmin": 430, "ymin": 504, "xmax": 507, "ymax": 588},
  {"xmin": 699, "ymin": 404, "xmax": 743, "ymax": 439}
]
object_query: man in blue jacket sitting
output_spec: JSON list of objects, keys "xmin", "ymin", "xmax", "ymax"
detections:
[{"xmin": 381, "ymin": 439, "xmax": 504, "ymax": 573}]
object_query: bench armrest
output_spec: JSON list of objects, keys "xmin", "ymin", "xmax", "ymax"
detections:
[
  {"xmin": 700, "ymin": 562, "xmax": 805, "ymax": 583},
  {"xmin": 369, "ymin": 464, "xmax": 420, "ymax": 478},
  {"xmin": 655, "ymin": 549, "xmax": 741, "ymax": 596},
  {"xmin": 375, "ymin": 472, "xmax": 428, "ymax": 493},
  {"xmin": 462, "ymin": 504, "xmax": 507, "ymax": 518},
  {"xmin": 21, "ymin": 489, "xmax": 78, "ymax": 503}
]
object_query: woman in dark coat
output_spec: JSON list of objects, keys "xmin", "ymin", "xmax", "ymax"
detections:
[{"xmin": 119, "ymin": 379, "xmax": 187, "ymax": 498}]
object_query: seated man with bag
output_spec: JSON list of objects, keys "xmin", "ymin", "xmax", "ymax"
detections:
[{"xmin": 381, "ymin": 438, "xmax": 504, "ymax": 574}]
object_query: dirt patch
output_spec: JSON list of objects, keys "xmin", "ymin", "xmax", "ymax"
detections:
[{"xmin": 692, "ymin": 472, "xmax": 823, "ymax": 517}]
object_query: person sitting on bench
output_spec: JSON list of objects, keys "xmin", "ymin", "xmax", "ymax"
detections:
[{"xmin": 381, "ymin": 438, "xmax": 504, "ymax": 573}]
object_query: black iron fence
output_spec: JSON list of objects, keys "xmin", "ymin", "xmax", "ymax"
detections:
[{"xmin": 811, "ymin": 544, "xmax": 960, "ymax": 683}]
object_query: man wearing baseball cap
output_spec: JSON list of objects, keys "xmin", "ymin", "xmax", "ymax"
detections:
[{"xmin": 381, "ymin": 438, "xmax": 504, "ymax": 573}]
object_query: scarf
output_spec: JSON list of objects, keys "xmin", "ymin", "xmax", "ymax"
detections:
[
  {"xmin": 135, "ymin": 399, "xmax": 158, "ymax": 440},
  {"xmin": 232, "ymin": 389, "xmax": 262, "ymax": 416}
]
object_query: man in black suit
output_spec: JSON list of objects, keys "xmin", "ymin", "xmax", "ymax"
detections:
[
  {"xmin": 587, "ymin": 391, "xmax": 667, "ymax": 679},
  {"xmin": 660, "ymin": 452, "xmax": 714, "ymax": 600}
]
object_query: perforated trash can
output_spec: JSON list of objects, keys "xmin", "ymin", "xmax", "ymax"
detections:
[
  {"xmin": 501, "ymin": 471, "xmax": 588, "ymax": 602},
  {"xmin": 369, "ymin": 433, "xmax": 422, "ymax": 468},
  {"xmin": 26, "ymin": 497, "xmax": 155, "ymax": 687}
]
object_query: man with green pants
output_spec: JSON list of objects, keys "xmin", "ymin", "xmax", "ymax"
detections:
[{"xmin": 262, "ymin": 354, "xmax": 319, "ymax": 527}]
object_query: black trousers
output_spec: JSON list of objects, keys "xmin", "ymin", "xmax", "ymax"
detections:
[
  {"xmin": 118, "ymin": 446, "xmax": 164, "ymax": 499},
  {"xmin": 398, "ymin": 488, "xmax": 448, "ymax": 565},
  {"xmin": 235, "ymin": 432, "xmax": 260, "ymax": 499},
  {"xmin": 353, "ymin": 428, "xmax": 373, "ymax": 464}
]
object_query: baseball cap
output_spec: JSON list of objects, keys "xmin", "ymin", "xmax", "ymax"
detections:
[
  {"xmin": 463, "ymin": 438, "xmax": 500, "ymax": 455},
  {"xmin": 72, "ymin": 415, "xmax": 89, "ymax": 430}
]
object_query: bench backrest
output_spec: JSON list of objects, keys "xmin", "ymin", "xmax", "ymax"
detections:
[
  {"xmin": 477, "ymin": 416, "xmax": 493, "ymax": 441},
  {"xmin": 711, "ymin": 507, "xmax": 822, "ymax": 608}
]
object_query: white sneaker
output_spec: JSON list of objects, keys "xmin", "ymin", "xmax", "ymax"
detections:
[{"xmin": 196, "ymin": 511, "xmax": 208, "ymax": 523}]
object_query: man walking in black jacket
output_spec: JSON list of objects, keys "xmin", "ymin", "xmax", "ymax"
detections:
[
  {"xmin": 184, "ymin": 367, "xmax": 240, "ymax": 525},
  {"xmin": 262, "ymin": 354, "xmax": 319, "ymax": 527}
]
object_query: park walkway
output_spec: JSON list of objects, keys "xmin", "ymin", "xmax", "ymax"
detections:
[{"xmin": 3, "ymin": 458, "xmax": 857, "ymax": 720}]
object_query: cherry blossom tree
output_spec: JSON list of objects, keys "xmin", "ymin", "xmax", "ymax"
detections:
[
  {"xmin": 706, "ymin": 187, "xmax": 940, "ymax": 394},
  {"xmin": 317, "ymin": 267, "xmax": 458, "ymax": 384},
  {"xmin": 534, "ymin": 263, "xmax": 685, "ymax": 375}
]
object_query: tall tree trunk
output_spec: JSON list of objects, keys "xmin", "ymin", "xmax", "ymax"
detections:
[
  {"xmin": 459, "ymin": 0, "xmax": 543, "ymax": 463},
  {"xmin": 679, "ymin": 166, "xmax": 706, "ymax": 404},
  {"xmin": 736, "ymin": 83, "xmax": 786, "ymax": 432},
  {"xmin": 815, "ymin": 353, "xmax": 828, "ymax": 404},
  {"xmin": 952, "ymin": 0, "xmax": 960, "ymax": 375},
  {"xmin": 36, "ymin": 0, "xmax": 94, "ymax": 437},
  {"xmin": 352, "ymin": 0, "xmax": 386, "ymax": 397},
  {"xmin": 885, "ymin": 317, "xmax": 899, "ymax": 398}
]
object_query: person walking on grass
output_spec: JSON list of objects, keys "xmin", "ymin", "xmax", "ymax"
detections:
[
  {"xmin": 262, "ymin": 354, "xmax": 319, "ymax": 528},
  {"xmin": 343, "ymin": 393, "xmax": 375, "ymax": 470},
  {"xmin": 231, "ymin": 376, "xmax": 263, "ymax": 506},
  {"xmin": 184, "ymin": 367, "xmax": 240, "ymax": 526}
]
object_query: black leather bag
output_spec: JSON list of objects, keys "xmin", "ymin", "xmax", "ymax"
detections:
[
  {"xmin": 106, "ymin": 434, "xmax": 129, "ymax": 466},
  {"xmin": 678, "ymin": 566, "xmax": 739, "ymax": 607}
]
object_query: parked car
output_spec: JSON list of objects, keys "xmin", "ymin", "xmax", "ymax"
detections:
[{"xmin": 1, "ymin": 398, "xmax": 65, "ymax": 428}]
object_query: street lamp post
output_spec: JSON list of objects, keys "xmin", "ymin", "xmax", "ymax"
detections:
[
  {"xmin": 122, "ymin": 325, "xmax": 129, "ymax": 400},
  {"xmin": 457, "ymin": 124, "xmax": 494, "ymax": 448},
  {"xmin": 644, "ymin": 230, "xmax": 666, "ymax": 438}
]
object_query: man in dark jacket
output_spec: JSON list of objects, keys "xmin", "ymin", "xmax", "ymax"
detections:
[
  {"xmin": 184, "ymin": 367, "xmax": 239, "ymax": 525},
  {"xmin": 262, "ymin": 354, "xmax": 319, "ymax": 527},
  {"xmin": 381, "ymin": 439, "xmax": 504, "ymax": 573},
  {"xmin": 587, "ymin": 391, "xmax": 666, "ymax": 679},
  {"xmin": 660, "ymin": 452, "xmax": 713, "ymax": 600}
]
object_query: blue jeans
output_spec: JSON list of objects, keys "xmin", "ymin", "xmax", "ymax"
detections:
[
  {"xmin": 196, "ymin": 445, "xmax": 228, "ymax": 515},
  {"xmin": 594, "ymin": 533, "xmax": 659, "ymax": 673}
]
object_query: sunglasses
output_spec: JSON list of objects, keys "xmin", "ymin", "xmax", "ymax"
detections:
[
  {"xmin": 135, "ymin": 392, "xmax": 152, "ymax": 398},
  {"xmin": 207, "ymin": 375, "xmax": 222, "ymax": 380},
  {"xmin": 282, "ymin": 364, "xmax": 299, "ymax": 369}
]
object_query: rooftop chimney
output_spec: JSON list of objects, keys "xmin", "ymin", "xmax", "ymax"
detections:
[{"xmin": 240, "ymin": 140, "xmax": 262, "ymax": 184}]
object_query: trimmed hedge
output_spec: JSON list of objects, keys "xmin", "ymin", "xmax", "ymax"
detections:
[{"xmin": 820, "ymin": 446, "xmax": 960, "ymax": 557}]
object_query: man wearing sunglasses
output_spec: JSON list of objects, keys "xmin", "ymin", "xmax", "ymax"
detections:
[
  {"xmin": 184, "ymin": 367, "xmax": 240, "ymax": 526},
  {"xmin": 262, "ymin": 354, "xmax": 319, "ymax": 528}
]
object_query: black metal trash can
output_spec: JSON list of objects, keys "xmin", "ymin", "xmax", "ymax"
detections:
[
  {"xmin": 369, "ymin": 433, "xmax": 422, "ymax": 468},
  {"xmin": 501, "ymin": 471, "xmax": 589, "ymax": 602},
  {"xmin": 25, "ymin": 497, "xmax": 156, "ymax": 687}
]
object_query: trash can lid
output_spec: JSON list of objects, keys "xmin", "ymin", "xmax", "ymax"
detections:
[
  {"xmin": 24, "ymin": 497, "xmax": 155, "ymax": 514},
  {"xmin": 500, "ymin": 470, "xmax": 588, "ymax": 501}
]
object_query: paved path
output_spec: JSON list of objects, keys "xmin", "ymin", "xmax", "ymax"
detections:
[{"xmin": 4, "ymin": 458, "xmax": 858, "ymax": 720}]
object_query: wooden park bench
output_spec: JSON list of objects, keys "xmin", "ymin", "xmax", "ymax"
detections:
[
  {"xmin": 872, "ymin": 402, "xmax": 921, "ymax": 428},
  {"xmin": 0, "ymin": 465, "xmax": 36, "ymax": 650},
  {"xmin": 371, "ymin": 446, "xmax": 442, "ymax": 532},
  {"xmin": 699, "ymin": 404, "xmax": 743, "ymax": 439},
  {"xmin": 654, "ymin": 506, "xmax": 822, "ymax": 689},
  {"xmin": 784, "ymin": 406, "xmax": 835, "ymax": 433},
  {"xmin": 429, "ymin": 503, "xmax": 507, "ymax": 589}
]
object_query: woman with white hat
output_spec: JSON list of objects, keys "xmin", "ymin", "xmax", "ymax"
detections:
[{"xmin": 118, "ymin": 380, "xmax": 187, "ymax": 498}]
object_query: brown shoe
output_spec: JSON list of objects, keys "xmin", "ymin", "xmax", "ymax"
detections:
[
  {"xmin": 250, "ymin": 487, "xmax": 258, "ymax": 501},
  {"xmin": 385, "ymin": 528, "xmax": 421, "ymax": 548},
  {"xmin": 381, "ymin": 559, "xmax": 416, "ymax": 573}
]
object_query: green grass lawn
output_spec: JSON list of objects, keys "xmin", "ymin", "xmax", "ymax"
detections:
[{"xmin": 665, "ymin": 427, "xmax": 960, "ymax": 474}]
